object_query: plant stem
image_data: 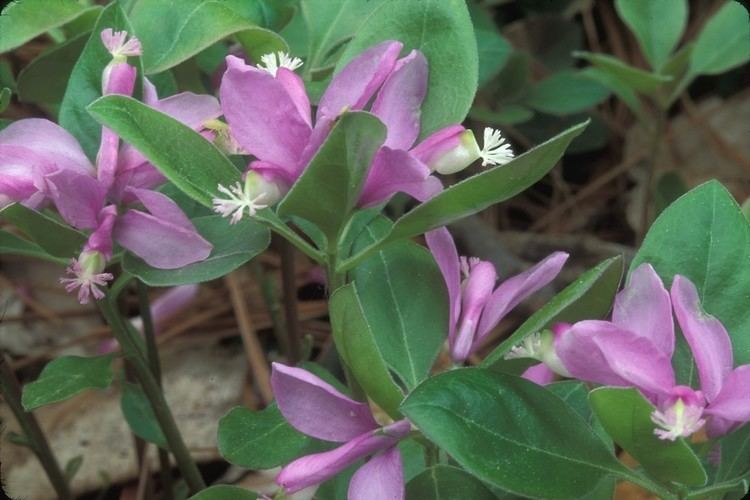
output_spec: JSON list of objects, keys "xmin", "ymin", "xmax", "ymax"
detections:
[
  {"xmin": 280, "ymin": 240, "xmax": 302, "ymax": 364},
  {"xmin": 98, "ymin": 297, "xmax": 206, "ymax": 493},
  {"xmin": 251, "ymin": 260, "xmax": 288, "ymax": 355},
  {"xmin": 137, "ymin": 282, "xmax": 175, "ymax": 500},
  {"xmin": 0, "ymin": 354, "xmax": 72, "ymax": 500},
  {"xmin": 256, "ymin": 211, "xmax": 324, "ymax": 263},
  {"xmin": 637, "ymin": 110, "xmax": 666, "ymax": 244}
]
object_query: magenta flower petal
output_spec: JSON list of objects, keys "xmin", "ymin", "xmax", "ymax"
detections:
[
  {"xmin": 705, "ymin": 365, "xmax": 750, "ymax": 422},
  {"xmin": 113, "ymin": 203, "xmax": 212, "ymax": 269},
  {"xmin": 36, "ymin": 169, "xmax": 105, "ymax": 230},
  {"xmin": 410, "ymin": 125, "xmax": 465, "ymax": 168},
  {"xmin": 453, "ymin": 259, "xmax": 497, "ymax": 363},
  {"xmin": 271, "ymin": 363, "xmax": 379, "ymax": 442},
  {"xmin": 277, "ymin": 420, "xmax": 410, "ymax": 494},
  {"xmin": 522, "ymin": 364, "xmax": 556, "ymax": 385},
  {"xmin": 671, "ymin": 275, "xmax": 733, "ymax": 402},
  {"xmin": 556, "ymin": 320, "xmax": 675, "ymax": 398},
  {"xmin": 84, "ymin": 205, "xmax": 117, "ymax": 258},
  {"xmin": 371, "ymin": 50, "xmax": 428, "ymax": 150},
  {"xmin": 425, "ymin": 227, "xmax": 462, "ymax": 342},
  {"xmin": 612, "ymin": 263, "xmax": 674, "ymax": 358},
  {"xmin": 0, "ymin": 119, "xmax": 93, "ymax": 175},
  {"xmin": 477, "ymin": 251, "xmax": 569, "ymax": 341},
  {"xmin": 143, "ymin": 79, "xmax": 221, "ymax": 129},
  {"xmin": 317, "ymin": 41, "xmax": 403, "ymax": 121},
  {"xmin": 348, "ymin": 447, "xmax": 404, "ymax": 500},
  {"xmin": 276, "ymin": 68, "xmax": 312, "ymax": 128},
  {"xmin": 126, "ymin": 188, "xmax": 194, "ymax": 230},
  {"xmin": 357, "ymin": 147, "xmax": 442, "ymax": 208},
  {"xmin": 0, "ymin": 145, "xmax": 49, "ymax": 200},
  {"xmin": 220, "ymin": 55, "xmax": 311, "ymax": 168},
  {"xmin": 150, "ymin": 285, "xmax": 199, "ymax": 326}
]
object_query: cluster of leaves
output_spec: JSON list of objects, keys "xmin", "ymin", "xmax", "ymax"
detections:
[{"xmin": 1, "ymin": 1, "xmax": 749, "ymax": 499}]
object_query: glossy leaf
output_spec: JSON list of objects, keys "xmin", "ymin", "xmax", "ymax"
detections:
[
  {"xmin": 121, "ymin": 381, "xmax": 167, "ymax": 449},
  {"xmin": 482, "ymin": 255, "xmax": 623, "ymax": 367},
  {"xmin": 632, "ymin": 181, "xmax": 750, "ymax": 366},
  {"xmin": 0, "ymin": 229, "xmax": 64, "ymax": 264},
  {"xmin": 59, "ymin": 3, "xmax": 142, "ymax": 159},
  {"xmin": 22, "ymin": 355, "xmax": 114, "ymax": 410},
  {"xmin": 338, "ymin": 0, "xmax": 478, "ymax": 138},
  {"xmin": 525, "ymin": 70, "xmax": 610, "ymax": 116},
  {"xmin": 188, "ymin": 486, "xmax": 258, "ymax": 500},
  {"xmin": 123, "ymin": 215, "xmax": 270, "ymax": 286},
  {"xmin": 17, "ymin": 31, "xmax": 88, "ymax": 104},
  {"xmin": 614, "ymin": 0, "xmax": 688, "ymax": 70},
  {"xmin": 329, "ymin": 284, "xmax": 404, "ymax": 418},
  {"xmin": 301, "ymin": 0, "xmax": 387, "ymax": 72},
  {"xmin": 277, "ymin": 112, "xmax": 386, "ymax": 241},
  {"xmin": 88, "ymin": 95, "xmax": 241, "ymax": 207},
  {"xmin": 130, "ymin": 0, "xmax": 287, "ymax": 74},
  {"xmin": 401, "ymin": 368, "xmax": 627, "ymax": 498},
  {"xmin": 689, "ymin": 1, "xmax": 750, "ymax": 77},
  {"xmin": 589, "ymin": 387, "xmax": 707, "ymax": 486},
  {"xmin": 1, "ymin": 203, "xmax": 86, "ymax": 259},
  {"xmin": 406, "ymin": 465, "xmax": 496, "ymax": 500},
  {"xmin": 217, "ymin": 404, "xmax": 321, "ymax": 469},
  {"xmin": 0, "ymin": 0, "xmax": 99, "ymax": 53},
  {"xmin": 351, "ymin": 217, "xmax": 448, "ymax": 389},
  {"xmin": 575, "ymin": 51, "xmax": 672, "ymax": 94}
]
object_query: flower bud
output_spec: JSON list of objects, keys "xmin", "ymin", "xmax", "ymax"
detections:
[{"xmin": 411, "ymin": 125, "xmax": 480, "ymax": 175}]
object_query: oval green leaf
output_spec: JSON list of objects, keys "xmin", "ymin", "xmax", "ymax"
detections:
[
  {"xmin": 217, "ymin": 404, "xmax": 322, "ymax": 470},
  {"xmin": 123, "ymin": 215, "xmax": 270, "ymax": 287},
  {"xmin": 525, "ymin": 70, "xmax": 610, "ymax": 116},
  {"xmin": 405, "ymin": 465, "xmax": 497, "ymax": 500},
  {"xmin": 338, "ymin": 0, "xmax": 478, "ymax": 138},
  {"xmin": 22, "ymin": 355, "xmax": 114, "ymax": 410},
  {"xmin": 188, "ymin": 485, "xmax": 258, "ymax": 500},
  {"xmin": 631, "ymin": 181, "xmax": 750, "ymax": 366},
  {"xmin": 88, "ymin": 95, "xmax": 241, "ymax": 207},
  {"xmin": 1, "ymin": 203, "xmax": 86, "ymax": 259},
  {"xmin": 121, "ymin": 381, "xmax": 167, "ymax": 449},
  {"xmin": 689, "ymin": 1, "xmax": 750, "ymax": 76},
  {"xmin": 329, "ymin": 283, "xmax": 404, "ymax": 418},
  {"xmin": 276, "ymin": 112, "xmax": 386, "ymax": 242},
  {"xmin": 0, "ymin": 229, "xmax": 64, "ymax": 264},
  {"xmin": 575, "ymin": 51, "xmax": 672, "ymax": 94},
  {"xmin": 401, "ymin": 368, "xmax": 627, "ymax": 498},
  {"xmin": 589, "ymin": 387, "xmax": 707, "ymax": 486}
]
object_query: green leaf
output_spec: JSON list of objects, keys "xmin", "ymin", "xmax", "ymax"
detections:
[
  {"xmin": 217, "ymin": 404, "xmax": 321, "ymax": 470},
  {"xmin": 123, "ymin": 215, "xmax": 270, "ymax": 287},
  {"xmin": 277, "ymin": 112, "xmax": 386, "ymax": 242},
  {"xmin": 329, "ymin": 284, "xmax": 404, "ymax": 417},
  {"xmin": 614, "ymin": 0, "xmax": 688, "ymax": 70},
  {"xmin": 17, "ymin": 31, "xmax": 88, "ymax": 105},
  {"xmin": 631, "ymin": 181, "xmax": 750, "ymax": 366},
  {"xmin": 0, "ymin": 0, "xmax": 99, "ymax": 53},
  {"xmin": 470, "ymin": 4, "xmax": 511, "ymax": 88},
  {"xmin": 575, "ymin": 51, "xmax": 672, "ymax": 94},
  {"xmin": 717, "ymin": 417, "xmax": 750, "ymax": 483},
  {"xmin": 689, "ymin": 1, "xmax": 750, "ymax": 77},
  {"xmin": 59, "ymin": 3, "xmax": 142, "ymax": 159},
  {"xmin": 22, "ymin": 355, "xmax": 114, "ymax": 410},
  {"xmin": 338, "ymin": 0, "xmax": 478, "ymax": 139},
  {"xmin": 482, "ymin": 256, "xmax": 623, "ymax": 368},
  {"xmin": 121, "ymin": 381, "xmax": 167, "ymax": 449},
  {"xmin": 188, "ymin": 486, "xmax": 258, "ymax": 500},
  {"xmin": 64, "ymin": 455, "xmax": 84, "ymax": 482},
  {"xmin": 0, "ymin": 87, "xmax": 10, "ymax": 113},
  {"xmin": 0, "ymin": 229, "xmax": 65, "ymax": 264},
  {"xmin": 579, "ymin": 66, "xmax": 643, "ymax": 119},
  {"xmin": 388, "ymin": 120, "xmax": 588, "ymax": 245},
  {"xmin": 88, "ymin": 95, "xmax": 241, "ymax": 207},
  {"xmin": 300, "ymin": 0, "xmax": 387, "ymax": 72},
  {"xmin": 1, "ymin": 203, "xmax": 86, "ymax": 259},
  {"xmin": 406, "ymin": 465, "xmax": 497, "ymax": 500},
  {"xmin": 525, "ymin": 70, "xmax": 610, "ymax": 116},
  {"xmin": 469, "ymin": 104, "xmax": 535, "ymax": 126},
  {"xmin": 351, "ymin": 217, "xmax": 448, "ymax": 389},
  {"xmin": 589, "ymin": 387, "xmax": 707, "ymax": 486},
  {"xmin": 401, "ymin": 368, "xmax": 627, "ymax": 498},
  {"xmin": 130, "ymin": 0, "xmax": 287, "ymax": 74}
]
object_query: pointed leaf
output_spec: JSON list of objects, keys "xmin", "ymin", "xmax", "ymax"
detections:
[
  {"xmin": 330, "ymin": 283, "xmax": 404, "ymax": 418},
  {"xmin": 575, "ymin": 51, "xmax": 672, "ymax": 93},
  {"xmin": 88, "ymin": 95, "xmax": 241, "ymax": 207},
  {"xmin": 483, "ymin": 256, "xmax": 623, "ymax": 367},
  {"xmin": 688, "ymin": 1, "xmax": 750, "ymax": 77},
  {"xmin": 1, "ymin": 204, "xmax": 86, "ymax": 259},
  {"xmin": 401, "ymin": 368, "xmax": 628, "ymax": 498},
  {"xmin": 406, "ymin": 465, "xmax": 496, "ymax": 500},
  {"xmin": 277, "ymin": 112, "xmax": 386, "ymax": 241},
  {"xmin": 22, "ymin": 355, "xmax": 114, "ymax": 410},
  {"xmin": 614, "ymin": 0, "xmax": 688, "ymax": 70},
  {"xmin": 121, "ymin": 381, "xmax": 167, "ymax": 449},
  {"xmin": 188, "ymin": 486, "xmax": 258, "ymax": 500},
  {"xmin": 0, "ymin": 229, "xmax": 65, "ymax": 264}
]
